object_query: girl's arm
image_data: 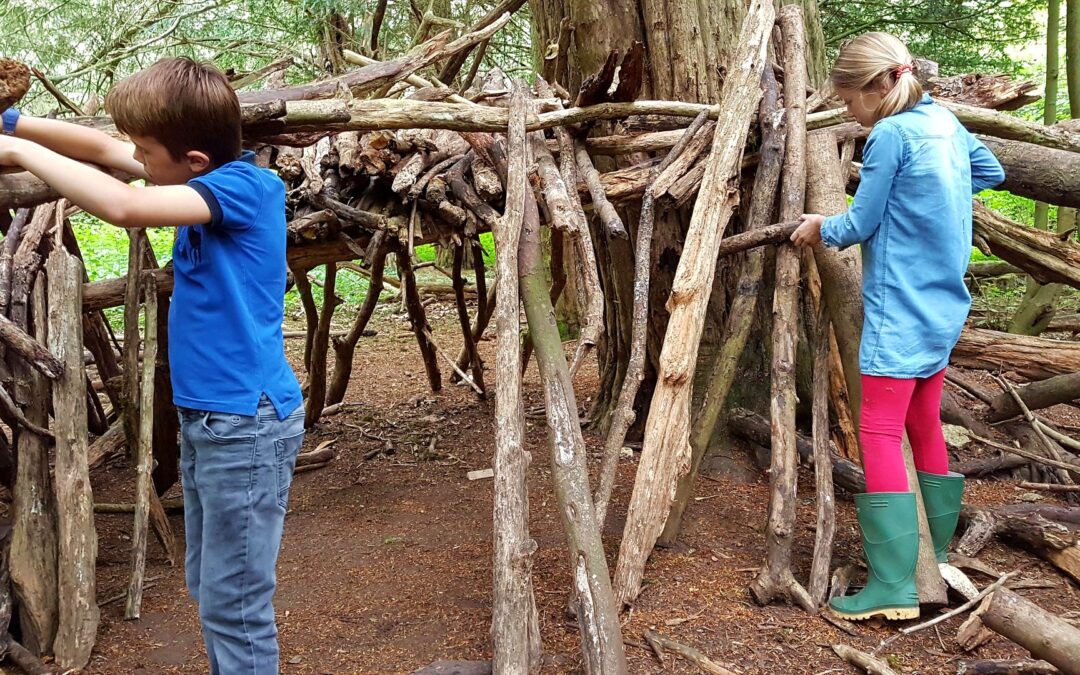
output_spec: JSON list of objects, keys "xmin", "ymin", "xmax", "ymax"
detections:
[
  {"xmin": 819, "ymin": 122, "xmax": 904, "ymax": 249},
  {"xmin": 965, "ymin": 131, "xmax": 1005, "ymax": 193}
]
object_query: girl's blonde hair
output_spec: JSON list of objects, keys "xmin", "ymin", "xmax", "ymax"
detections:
[{"xmin": 830, "ymin": 32, "xmax": 923, "ymax": 123}]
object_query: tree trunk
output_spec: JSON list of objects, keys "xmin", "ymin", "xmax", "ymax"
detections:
[
  {"xmin": 1009, "ymin": 0, "xmax": 1068, "ymax": 335},
  {"xmin": 612, "ymin": 0, "xmax": 774, "ymax": 608}
]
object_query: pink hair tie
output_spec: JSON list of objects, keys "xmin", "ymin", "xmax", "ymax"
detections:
[{"xmin": 895, "ymin": 64, "xmax": 913, "ymax": 78}]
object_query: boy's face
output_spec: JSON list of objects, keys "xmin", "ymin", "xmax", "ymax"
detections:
[
  {"xmin": 129, "ymin": 134, "xmax": 210, "ymax": 185},
  {"xmin": 836, "ymin": 85, "xmax": 883, "ymax": 128}
]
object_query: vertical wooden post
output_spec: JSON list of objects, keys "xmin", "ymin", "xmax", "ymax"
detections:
[
  {"xmin": 490, "ymin": 79, "xmax": 541, "ymax": 675},
  {"xmin": 9, "ymin": 274, "xmax": 58, "ymax": 656},
  {"xmin": 749, "ymin": 5, "xmax": 813, "ymax": 613},
  {"xmin": 125, "ymin": 277, "xmax": 157, "ymax": 619},
  {"xmin": 47, "ymin": 247, "xmax": 98, "ymax": 670}
]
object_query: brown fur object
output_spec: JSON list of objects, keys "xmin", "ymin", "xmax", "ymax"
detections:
[{"xmin": 0, "ymin": 59, "xmax": 31, "ymax": 112}]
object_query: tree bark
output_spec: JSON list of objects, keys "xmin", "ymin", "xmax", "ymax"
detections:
[
  {"xmin": 490, "ymin": 82, "xmax": 541, "ymax": 675},
  {"xmin": 612, "ymin": 0, "xmax": 774, "ymax": 608},
  {"xmin": 988, "ymin": 371, "xmax": 1080, "ymax": 421},
  {"xmin": 659, "ymin": 71, "xmax": 785, "ymax": 546},
  {"xmin": 520, "ymin": 145, "xmax": 628, "ymax": 674},
  {"xmin": 750, "ymin": 6, "xmax": 813, "ymax": 613},
  {"xmin": 9, "ymin": 275, "xmax": 58, "ymax": 656},
  {"xmin": 125, "ymin": 279, "xmax": 157, "ymax": 619},
  {"xmin": 981, "ymin": 587, "xmax": 1080, "ymax": 675},
  {"xmin": 46, "ymin": 249, "xmax": 98, "ymax": 671},
  {"xmin": 953, "ymin": 327, "xmax": 1080, "ymax": 379}
]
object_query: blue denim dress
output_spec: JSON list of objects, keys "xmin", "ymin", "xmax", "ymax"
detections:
[{"xmin": 820, "ymin": 94, "xmax": 1005, "ymax": 378}]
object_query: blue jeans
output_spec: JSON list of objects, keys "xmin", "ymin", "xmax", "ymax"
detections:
[{"xmin": 179, "ymin": 396, "xmax": 305, "ymax": 675}]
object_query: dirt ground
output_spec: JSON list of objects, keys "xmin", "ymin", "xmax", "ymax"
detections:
[{"xmin": 51, "ymin": 304, "xmax": 1080, "ymax": 674}]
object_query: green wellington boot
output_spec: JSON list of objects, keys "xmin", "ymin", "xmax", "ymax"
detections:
[
  {"xmin": 829, "ymin": 492, "xmax": 920, "ymax": 621},
  {"xmin": 917, "ymin": 470, "xmax": 965, "ymax": 563}
]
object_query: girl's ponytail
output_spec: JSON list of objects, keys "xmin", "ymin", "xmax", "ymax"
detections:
[{"xmin": 830, "ymin": 32, "xmax": 924, "ymax": 123}]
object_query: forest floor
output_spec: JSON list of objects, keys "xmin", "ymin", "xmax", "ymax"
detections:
[{"xmin": 60, "ymin": 299, "xmax": 1080, "ymax": 675}]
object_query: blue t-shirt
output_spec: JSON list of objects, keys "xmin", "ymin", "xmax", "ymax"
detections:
[
  {"xmin": 172, "ymin": 151, "xmax": 302, "ymax": 420},
  {"xmin": 820, "ymin": 95, "xmax": 1005, "ymax": 378}
]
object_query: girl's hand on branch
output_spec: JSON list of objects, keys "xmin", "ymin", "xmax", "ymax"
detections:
[{"xmin": 790, "ymin": 213, "xmax": 825, "ymax": 247}]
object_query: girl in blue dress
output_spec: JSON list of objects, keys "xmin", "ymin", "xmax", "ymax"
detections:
[{"xmin": 791, "ymin": 32, "xmax": 1004, "ymax": 621}]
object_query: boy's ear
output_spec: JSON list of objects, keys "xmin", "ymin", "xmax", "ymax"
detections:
[{"xmin": 185, "ymin": 150, "xmax": 212, "ymax": 173}]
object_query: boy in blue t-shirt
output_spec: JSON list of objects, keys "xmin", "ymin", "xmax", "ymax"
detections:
[{"xmin": 1, "ymin": 57, "xmax": 303, "ymax": 673}]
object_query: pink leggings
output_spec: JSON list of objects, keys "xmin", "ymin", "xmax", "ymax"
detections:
[{"xmin": 859, "ymin": 368, "xmax": 950, "ymax": 493}]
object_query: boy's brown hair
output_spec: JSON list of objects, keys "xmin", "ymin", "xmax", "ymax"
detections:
[{"xmin": 106, "ymin": 57, "xmax": 241, "ymax": 167}]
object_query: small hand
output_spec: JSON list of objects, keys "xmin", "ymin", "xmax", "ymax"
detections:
[
  {"xmin": 790, "ymin": 213, "xmax": 825, "ymax": 247},
  {"xmin": 0, "ymin": 134, "xmax": 28, "ymax": 168}
]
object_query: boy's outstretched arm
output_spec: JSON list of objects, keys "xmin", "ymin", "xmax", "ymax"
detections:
[
  {"xmin": 10, "ymin": 114, "xmax": 149, "ymax": 180},
  {"xmin": 0, "ymin": 136, "xmax": 210, "ymax": 228}
]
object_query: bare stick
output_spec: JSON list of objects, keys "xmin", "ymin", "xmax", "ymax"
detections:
[
  {"xmin": 125, "ymin": 278, "xmax": 157, "ymax": 619},
  {"xmin": 642, "ymin": 630, "xmax": 736, "ymax": 675}
]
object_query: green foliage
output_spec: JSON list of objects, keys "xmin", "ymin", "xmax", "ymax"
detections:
[{"xmin": 820, "ymin": 0, "xmax": 1044, "ymax": 75}]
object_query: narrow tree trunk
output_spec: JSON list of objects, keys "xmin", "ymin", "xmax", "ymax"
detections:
[
  {"xmin": 520, "ymin": 153, "xmax": 628, "ymax": 675},
  {"xmin": 327, "ymin": 242, "xmax": 388, "ymax": 406},
  {"xmin": 305, "ymin": 263, "xmax": 340, "ymax": 426},
  {"xmin": 602, "ymin": 111, "xmax": 719, "ymax": 534},
  {"xmin": 452, "ymin": 243, "xmax": 486, "ymax": 396},
  {"xmin": 1009, "ymin": 0, "xmax": 1063, "ymax": 335},
  {"xmin": 125, "ymin": 278, "xmax": 157, "ymax": 619},
  {"xmin": 47, "ymin": 248, "xmax": 98, "ymax": 670},
  {"xmin": 613, "ymin": 0, "xmax": 774, "ymax": 607},
  {"xmin": 750, "ymin": 7, "xmax": 813, "ymax": 613},
  {"xmin": 808, "ymin": 275, "xmax": 836, "ymax": 606},
  {"xmin": 399, "ymin": 254, "xmax": 442, "ymax": 392},
  {"xmin": 490, "ymin": 82, "xmax": 541, "ymax": 675}
]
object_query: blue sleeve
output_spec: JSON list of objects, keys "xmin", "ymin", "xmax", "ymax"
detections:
[
  {"xmin": 188, "ymin": 166, "xmax": 263, "ymax": 231},
  {"xmin": 966, "ymin": 131, "xmax": 1005, "ymax": 193},
  {"xmin": 820, "ymin": 122, "xmax": 904, "ymax": 250}
]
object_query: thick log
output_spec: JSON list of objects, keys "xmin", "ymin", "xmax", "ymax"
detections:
[
  {"xmin": 965, "ymin": 505, "xmax": 1080, "ymax": 584},
  {"xmin": 751, "ymin": 6, "xmax": 813, "ymax": 614},
  {"xmin": 46, "ymin": 249, "xmax": 98, "ymax": 670},
  {"xmin": 9, "ymin": 277, "xmax": 58, "ymax": 656},
  {"xmin": 989, "ymin": 372, "xmax": 1080, "ymax": 421},
  {"xmin": 489, "ymin": 82, "xmax": 541, "ymax": 674},
  {"xmin": 0, "ymin": 314, "xmax": 62, "ymax": 380},
  {"xmin": 981, "ymin": 588, "xmax": 1080, "ymax": 674},
  {"xmin": 613, "ymin": 0, "xmax": 774, "ymax": 607},
  {"xmin": 952, "ymin": 327, "xmax": 1080, "ymax": 380},
  {"xmin": 973, "ymin": 201, "xmax": 1080, "ymax": 289},
  {"xmin": 978, "ymin": 137, "xmax": 1080, "ymax": 208},
  {"xmin": 729, "ymin": 409, "xmax": 867, "ymax": 494}
]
